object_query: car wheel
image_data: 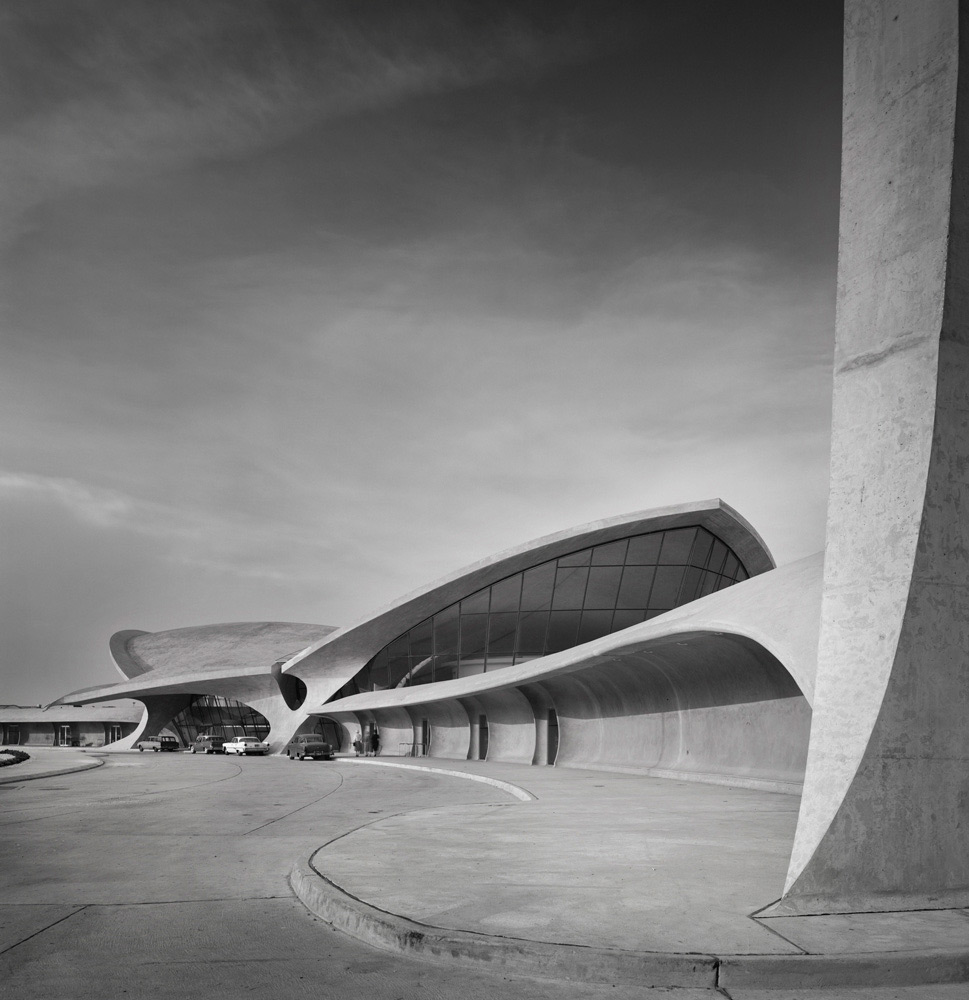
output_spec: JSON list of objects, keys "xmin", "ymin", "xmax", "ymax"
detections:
[{"xmin": 138, "ymin": 747, "xmax": 144, "ymax": 752}]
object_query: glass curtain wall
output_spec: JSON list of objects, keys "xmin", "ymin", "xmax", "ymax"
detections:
[
  {"xmin": 359, "ymin": 526, "xmax": 749, "ymax": 691},
  {"xmin": 168, "ymin": 695, "xmax": 270, "ymax": 744}
]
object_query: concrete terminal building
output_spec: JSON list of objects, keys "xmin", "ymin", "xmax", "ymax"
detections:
[
  {"xmin": 55, "ymin": 499, "xmax": 815, "ymax": 794},
  {"xmin": 50, "ymin": 0, "xmax": 969, "ymax": 918}
]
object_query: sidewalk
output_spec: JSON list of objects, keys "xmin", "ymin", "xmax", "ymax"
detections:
[
  {"xmin": 293, "ymin": 758, "xmax": 969, "ymax": 990},
  {"xmin": 0, "ymin": 746, "xmax": 103, "ymax": 785}
]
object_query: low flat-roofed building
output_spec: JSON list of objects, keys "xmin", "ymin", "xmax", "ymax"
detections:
[{"xmin": 0, "ymin": 702, "xmax": 144, "ymax": 748}]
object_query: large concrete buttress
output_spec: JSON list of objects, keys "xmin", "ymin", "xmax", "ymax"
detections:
[{"xmin": 783, "ymin": 0, "xmax": 969, "ymax": 911}]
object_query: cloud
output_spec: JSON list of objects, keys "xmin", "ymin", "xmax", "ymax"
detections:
[
  {"xmin": 0, "ymin": 0, "xmax": 605, "ymax": 241},
  {"xmin": 0, "ymin": 471, "xmax": 334, "ymax": 585}
]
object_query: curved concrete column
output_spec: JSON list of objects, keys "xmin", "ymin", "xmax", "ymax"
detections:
[
  {"xmin": 471, "ymin": 688, "xmax": 535, "ymax": 764},
  {"xmin": 116, "ymin": 694, "xmax": 192, "ymax": 750},
  {"xmin": 419, "ymin": 699, "xmax": 471, "ymax": 760},
  {"xmin": 518, "ymin": 683, "xmax": 556, "ymax": 765},
  {"xmin": 459, "ymin": 696, "xmax": 485, "ymax": 760},
  {"xmin": 368, "ymin": 706, "xmax": 413, "ymax": 758},
  {"xmin": 320, "ymin": 712, "xmax": 359, "ymax": 753},
  {"xmin": 784, "ymin": 0, "xmax": 969, "ymax": 911},
  {"xmin": 546, "ymin": 670, "xmax": 647, "ymax": 770}
]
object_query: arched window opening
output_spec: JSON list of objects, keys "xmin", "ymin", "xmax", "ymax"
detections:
[{"xmin": 358, "ymin": 526, "xmax": 750, "ymax": 691}]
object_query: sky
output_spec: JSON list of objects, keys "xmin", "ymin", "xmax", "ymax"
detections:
[{"xmin": 1, "ymin": 1, "xmax": 844, "ymax": 705}]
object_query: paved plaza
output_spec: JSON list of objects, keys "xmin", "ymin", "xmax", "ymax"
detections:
[{"xmin": 1, "ymin": 751, "xmax": 966, "ymax": 998}]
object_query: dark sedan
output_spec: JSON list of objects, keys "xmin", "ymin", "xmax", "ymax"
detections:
[{"xmin": 285, "ymin": 734, "xmax": 334, "ymax": 760}]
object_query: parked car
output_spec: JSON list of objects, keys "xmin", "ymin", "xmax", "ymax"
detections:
[
  {"xmin": 222, "ymin": 735, "xmax": 270, "ymax": 756},
  {"xmin": 190, "ymin": 734, "xmax": 227, "ymax": 754},
  {"xmin": 136, "ymin": 735, "xmax": 181, "ymax": 752},
  {"xmin": 285, "ymin": 733, "xmax": 334, "ymax": 760}
]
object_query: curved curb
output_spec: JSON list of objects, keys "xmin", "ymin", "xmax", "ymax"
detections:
[
  {"xmin": 340, "ymin": 758, "xmax": 536, "ymax": 801},
  {"xmin": 295, "ymin": 761, "xmax": 969, "ymax": 988},
  {"xmin": 718, "ymin": 950, "xmax": 969, "ymax": 990},
  {"xmin": 0, "ymin": 754, "xmax": 104, "ymax": 786},
  {"xmin": 290, "ymin": 858, "xmax": 717, "ymax": 987},
  {"xmin": 291, "ymin": 859, "xmax": 969, "ymax": 988}
]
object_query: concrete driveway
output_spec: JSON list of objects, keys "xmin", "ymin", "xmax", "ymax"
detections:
[{"xmin": 0, "ymin": 752, "xmax": 964, "ymax": 1000}]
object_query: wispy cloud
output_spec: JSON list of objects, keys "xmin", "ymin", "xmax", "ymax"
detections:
[
  {"xmin": 0, "ymin": 470, "xmax": 335, "ymax": 584},
  {"xmin": 0, "ymin": 1, "xmax": 603, "ymax": 238}
]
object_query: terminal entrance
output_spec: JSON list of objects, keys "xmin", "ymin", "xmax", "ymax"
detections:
[{"xmin": 547, "ymin": 708, "xmax": 558, "ymax": 765}]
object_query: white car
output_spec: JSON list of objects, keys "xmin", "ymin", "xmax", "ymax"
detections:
[{"xmin": 222, "ymin": 736, "xmax": 270, "ymax": 756}]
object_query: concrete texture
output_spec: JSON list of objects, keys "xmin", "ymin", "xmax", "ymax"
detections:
[
  {"xmin": 0, "ymin": 751, "xmax": 717, "ymax": 1000},
  {"xmin": 315, "ymin": 763, "xmax": 802, "ymax": 956},
  {"xmin": 1, "ymin": 753, "xmax": 965, "ymax": 995},
  {"xmin": 0, "ymin": 746, "xmax": 103, "ymax": 785},
  {"xmin": 786, "ymin": 0, "xmax": 969, "ymax": 911},
  {"xmin": 292, "ymin": 759, "xmax": 969, "ymax": 988}
]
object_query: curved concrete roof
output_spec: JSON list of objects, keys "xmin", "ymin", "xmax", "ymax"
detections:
[
  {"xmin": 51, "ymin": 622, "xmax": 336, "ymax": 706},
  {"xmin": 49, "ymin": 501, "xmax": 783, "ymax": 719},
  {"xmin": 283, "ymin": 499, "xmax": 775, "ymax": 684},
  {"xmin": 316, "ymin": 552, "xmax": 823, "ymax": 716}
]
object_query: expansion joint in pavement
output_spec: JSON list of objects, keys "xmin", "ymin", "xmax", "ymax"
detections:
[{"xmin": 0, "ymin": 905, "xmax": 90, "ymax": 957}]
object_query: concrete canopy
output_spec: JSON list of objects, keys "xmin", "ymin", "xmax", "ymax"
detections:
[{"xmin": 50, "ymin": 622, "xmax": 336, "ymax": 750}]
